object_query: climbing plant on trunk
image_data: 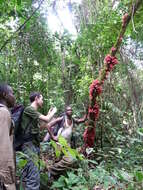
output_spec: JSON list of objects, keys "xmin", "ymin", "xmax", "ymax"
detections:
[{"xmin": 83, "ymin": 0, "xmax": 143, "ymax": 152}]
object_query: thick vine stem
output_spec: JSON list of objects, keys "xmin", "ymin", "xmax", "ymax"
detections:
[{"xmin": 82, "ymin": 0, "xmax": 143, "ymax": 153}]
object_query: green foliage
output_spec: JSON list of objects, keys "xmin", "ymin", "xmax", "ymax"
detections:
[
  {"xmin": 51, "ymin": 136, "xmax": 84, "ymax": 160},
  {"xmin": 16, "ymin": 150, "xmax": 46, "ymax": 177},
  {"xmin": 51, "ymin": 171, "xmax": 88, "ymax": 190},
  {"xmin": 40, "ymin": 173, "xmax": 50, "ymax": 188},
  {"xmin": 52, "ymin": 149, "xmax": 143, "ymax": 190},
  {"xmin": 0, "ymin": 0, "xmax": 143, "ymax": 189},
  {"xmin": 137, "ymin": 128, "xmax": 143, "ymax": 137},
  {"xmin": 16, "ymin": 151, "xmax": 28, "ymax": 176}
]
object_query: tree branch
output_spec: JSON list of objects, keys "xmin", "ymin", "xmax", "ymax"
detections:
[{"xmin": 0, "ymin": 0, "xmax": 45, "ymax": 53}]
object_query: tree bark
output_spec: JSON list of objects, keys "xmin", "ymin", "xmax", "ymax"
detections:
[{"xmin": 83, "ymin": 0, "xmax": 143, "ymax": 152}]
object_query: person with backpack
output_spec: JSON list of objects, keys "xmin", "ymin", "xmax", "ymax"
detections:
[
  {"xmin": 0, "ymin": 83, "xmax": 16, "ymax": 190},
  {"xmin": 19, "ymin": 92, "xmax": 57, "ymax": 190}
]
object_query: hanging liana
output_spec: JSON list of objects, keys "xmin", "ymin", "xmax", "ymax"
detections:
[{"xmin": 82, "ymin": 0, "xmax": 143, "ymax": 154}]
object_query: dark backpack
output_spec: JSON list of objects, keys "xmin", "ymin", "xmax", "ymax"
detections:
[
  {"xmin": 52, "ymin": 113, "xmax": 66, "ymax": 136},
  {"xmin": 11, "ymin": 104, "xmax": 25, "ymax": 151}
]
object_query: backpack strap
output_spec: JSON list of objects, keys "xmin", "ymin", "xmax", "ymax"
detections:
[
  {"xmin": 60, "ymin": 115, "xmax": 66, "ymax": 128},
  {"xmin": 58, "ymin": 115, "xmax": 65, "ymax": 134}
]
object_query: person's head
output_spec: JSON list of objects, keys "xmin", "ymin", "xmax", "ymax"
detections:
[
  {"xmin": 65, "ymin": 106, "xmax": 72, "ymax": 117},
  {"xmin": 29, "ymin": 92, "xmax": 43, "ymax": 108},
  {"xmin": 0, "ymin": 83, "xmax": 15, "ymax": 108}
]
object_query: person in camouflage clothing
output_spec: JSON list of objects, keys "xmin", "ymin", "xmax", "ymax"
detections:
[{"xmin": 20, "ymin": 92, "xmax": 57, "ymax": 190}]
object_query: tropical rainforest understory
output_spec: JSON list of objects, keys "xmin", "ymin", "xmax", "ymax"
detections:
[{"xmin": 0, "ymin": 0, "xmax": 143, "ymax": 189}]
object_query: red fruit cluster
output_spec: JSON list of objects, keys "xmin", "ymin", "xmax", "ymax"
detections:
[
  {"xmin": 83, "ymin": 127, "xmax": 95, "ymax": 147},
  {"xmin": 84, "ymin": 47, "xmax": 119, "ymax": 149},
  {"xmin": 111, "ymin": 47, "xmax": 116, "ymax": 53},
  {"xmin": 122, "ymin": 13, "xmax": 129, "ymax": 27},
  {"xmin": 89, "ymin": 79, "xmax": 102, "ymax": 100},
  {"xmin": 88, "ymin": 103, "xmax": 99, "ymax": 120},
  {"xmin": 104, "ymin": 54, "xmax": 118, "ymax": 72}
]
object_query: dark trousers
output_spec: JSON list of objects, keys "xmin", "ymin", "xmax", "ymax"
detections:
[
  {"xmin": 21, "ymin": 142, "xmax": 40, "ymax": 190},
  {"xmin": 0, "ymin": 182, "xmax": 6, "ymax": 190}
]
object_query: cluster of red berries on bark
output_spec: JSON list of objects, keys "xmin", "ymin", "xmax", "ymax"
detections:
[{"xmin": 83, "ymin": 13, "xmax": 130, "ymax": 149}]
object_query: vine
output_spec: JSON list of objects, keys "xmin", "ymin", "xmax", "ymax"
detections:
[{"xmin": 82, "ymin": 0, "xmax": 143, "ymax": 153}]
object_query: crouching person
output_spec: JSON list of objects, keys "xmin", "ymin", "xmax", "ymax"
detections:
[
  {"xmin": 20, "ymin": 92, "xmax": 57, "ymax": 190},
  {"xmin": 46, "ymin": 106, "xmax": 87, "ymax": 176},
  {"xmin": 0, "ymin": 83, "xmax": 16, "ymax": 190}
]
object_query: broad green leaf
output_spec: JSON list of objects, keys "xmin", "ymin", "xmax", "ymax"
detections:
[
  {"xmin": 59, "ymin": 136, "xmax": 68, "ymax": 147},
  {"xmin": 18, "ymin": 159, "xmax": 27, "ymax": 168},
  {"xmin": 51, "ymin": 140, "xmax": 61, "ymax": 158},
  {"xmin": 135, "ymin": 171, "xmax": 143, "ymax": 182}
]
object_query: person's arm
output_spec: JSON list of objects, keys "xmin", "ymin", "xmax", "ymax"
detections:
[
  {"xmin": 39, "ymin": 107, "xmax": 57, "ymax": 122},
  {"xmin": 40, "ymin": 116, "xmax": 61, "ymax": 130},
  {"xmin": 41, "ymin": 117, "xmax": 63, "ymax": 141},
  {"xmin": 46, "ymin": 124, "xmax": 58, "ymax": 141},
  {"xmin": 74, "ymin": 114, "xmax": 87, "ymax": 125},
  {"xmin": 24, "ymin": 106, "xmax": 57, "ymax": 122},
  {"xmin": 47, "ymin": 116, "xmax": 63, "ymax": 128}
]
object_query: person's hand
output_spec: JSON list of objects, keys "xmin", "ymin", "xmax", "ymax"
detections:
[
  {"xmin": 52, "ymin": 107, "xmax": 57, "ymax": 114},
  {"xmin": 52, "ymin": 136, "xmax": 58, "ymax": 142},
  {"xmin": 83, "ymin": 113, "xmax": 88, "ymax": 121},
  {"xmin": 48, "ymin": 107, "xmax": 57, "ymax": 115},
  {"xmin": 48, "ymin": 107, "xmax": 53, "ymax": 114}
]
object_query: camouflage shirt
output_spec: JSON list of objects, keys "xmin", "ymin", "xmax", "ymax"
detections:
[{"xmin": 21, "ymin": 105, "xmax": 41, "ymax": 147}]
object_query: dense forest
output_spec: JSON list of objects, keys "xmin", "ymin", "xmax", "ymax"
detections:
[{"xmin": 0, "ymin": 0, "xmax": 143, "ymax": 189}]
